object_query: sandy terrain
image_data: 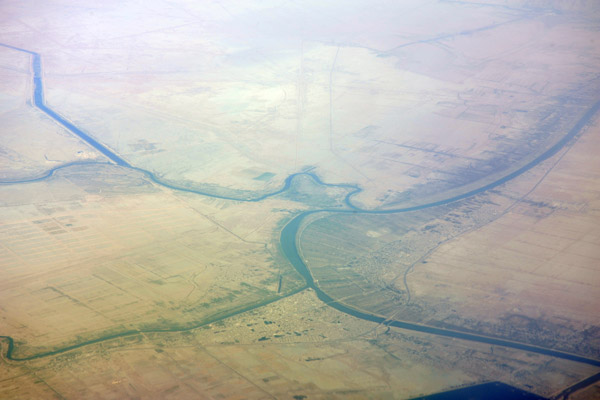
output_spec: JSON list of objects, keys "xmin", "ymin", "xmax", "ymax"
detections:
[
  {"xmin": 1, "ymin": 0, "xmax": 599, "ymax": 398},
  {"xmin": 404, "ymin": 118, "xmax": 600, "ymax": 356},
  {"xmin": 1, "ymin": 290, "xmax": 596, "ymax": 399},
  {"xmin": 0, "ymin": 164, "xmax": 305, "ymax": 357},
  {"xmin": 3, "ymin": 1, "xmax": 599, "ymax": 205}
]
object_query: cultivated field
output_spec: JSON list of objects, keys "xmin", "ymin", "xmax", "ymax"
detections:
[
  {"xmin": 405, "ymin": 118, "xmax": 600, "ymax": 357},
  {"xmin": 1, "ymin": 290, "xmax": 597, "ymax": 399},
  {"xmin": 0, "ymin": 164, "xmax": 306, "ymax": 357}
]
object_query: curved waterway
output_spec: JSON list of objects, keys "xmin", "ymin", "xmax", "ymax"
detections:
[{"xmin": 1, "ymin": 43, "xmax": 600, "ymax": 370}]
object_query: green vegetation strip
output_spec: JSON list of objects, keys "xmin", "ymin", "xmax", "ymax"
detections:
[{"xmin": 0, "ymin": 285, "xmax": 307, "ymax": 361}]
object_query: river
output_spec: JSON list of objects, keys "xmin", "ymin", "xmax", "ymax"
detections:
[{"xmin": 1, "ymin": 43, "xmax": 599, "ymax": 376}]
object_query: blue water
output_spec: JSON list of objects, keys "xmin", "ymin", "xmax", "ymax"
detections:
[{"xmin": 410, "ymin": 382, "xmax": 547, "ymax": 400}]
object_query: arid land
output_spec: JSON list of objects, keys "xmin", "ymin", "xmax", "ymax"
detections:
[{"xmin": 1, "ymin": 1, "xmax": 600, "ymax": 399}]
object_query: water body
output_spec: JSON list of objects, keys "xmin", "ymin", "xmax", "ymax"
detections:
[
  {"xmin": 1, "ymin": 43, "xmax": 600, "ymax": 377},
  {"xmin": 29, "ymin": 53, "xmax": 131, "ymax": 168},
  {"xmin": 409, "ymin": 381, "xmax": 548, "ymax": 400},
  {"xmin": 279, "ymin": 211, "xmax": 600, "ymax": 367}
]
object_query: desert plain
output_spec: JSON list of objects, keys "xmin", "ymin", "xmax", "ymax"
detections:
[{"xmin": 1, "ymin": 0, "xmax": 600, "ymax": 399}]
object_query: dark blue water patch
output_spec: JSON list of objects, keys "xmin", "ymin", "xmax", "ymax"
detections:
[{"xmin": 409, "ymin": 381, "xmax": 547, "ymax": 400}]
